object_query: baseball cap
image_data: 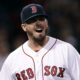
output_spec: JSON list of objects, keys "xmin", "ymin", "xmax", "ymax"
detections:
[{"xmin": 21, "ymin": 3, "xmax": 47, "ymax": 23}]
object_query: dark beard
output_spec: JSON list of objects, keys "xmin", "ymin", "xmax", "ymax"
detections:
[
  {"xmin": 33, "ymin": 28, "xmax": 48, "ymax": 42},
  {"xmin": 33, "ymin": 36, "xmax": 46, "ymax": 45},
  {"xmin": 27, "ymin": 28, "xmax": 49, "ymax": 44},
  {"xmin": 34, "ymin": 35, "xmax": 45, "ymax": 41}
]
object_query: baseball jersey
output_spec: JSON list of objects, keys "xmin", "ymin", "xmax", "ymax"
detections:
[{"xmin": 0, "ymin": 36, "xmax": 80, "ymax": 80}]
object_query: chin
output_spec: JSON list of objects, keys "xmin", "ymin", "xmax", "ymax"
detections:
[
  {"xmin": 33, "ymin": 30, "xmax": 48, "ymax": 41},
  {"xmin": 34, "ymin": 34, "xmax": 46, "ymax": 41}
]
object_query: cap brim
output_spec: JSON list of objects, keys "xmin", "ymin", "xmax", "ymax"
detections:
[{"xmin": 23, "ymin": 14, "xmax": 48, "ymax": 23}]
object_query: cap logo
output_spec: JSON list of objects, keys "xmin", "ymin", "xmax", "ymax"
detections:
[{"xmin": 30, "ymin": 6, "xmax": 37, "ymax": 13}]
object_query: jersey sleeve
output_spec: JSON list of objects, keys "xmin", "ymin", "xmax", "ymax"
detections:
[
  {"xmin": 0, "ymin": 55, "xmax": 15, "ymax": 80},
  {"xmin": 67, "ymin": 44, "xmax": 80, "ymax": 80}
]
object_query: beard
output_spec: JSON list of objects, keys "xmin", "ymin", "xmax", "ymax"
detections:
[
  {"xmin": 33, "ymin": 28, "xmax": 48, "ymax": 41},
  {"xmin": 33, "ymin": 34, "xmax": 45, "ymax": 42},
  {"xmin": 27, "ymin": 28, "xmax": 48, "ymax": 42}
]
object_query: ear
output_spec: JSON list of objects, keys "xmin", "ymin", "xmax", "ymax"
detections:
[{"xmin": 21, "ymin": 24, "xmax": 27, "ymax": 32}]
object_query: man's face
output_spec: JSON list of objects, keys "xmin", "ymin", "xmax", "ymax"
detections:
[{"xmin": 21, "ymin": 16, "xmax": 49, "ymax": 41}]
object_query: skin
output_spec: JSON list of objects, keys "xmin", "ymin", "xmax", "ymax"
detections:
[{"xmin": 21, "ymin": 16, "xmax": 49, "ymax": 51}]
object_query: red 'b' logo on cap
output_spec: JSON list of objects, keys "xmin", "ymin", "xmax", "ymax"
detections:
[{"xmin": 30, "ymin": 6, "xmax": 37, "ymax": 13}]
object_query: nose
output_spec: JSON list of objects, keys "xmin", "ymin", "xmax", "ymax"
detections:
[{"xmin": 36, "ymin": 20, "xmax": 42, "ymax": 26}]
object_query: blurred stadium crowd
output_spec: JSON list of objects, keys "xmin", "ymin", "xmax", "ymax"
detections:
[{"xmin": 0, "ymin": 0, "xmax": 80, "ymax": 69}]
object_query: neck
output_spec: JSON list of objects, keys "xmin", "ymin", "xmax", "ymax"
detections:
[{"xmin": 28, "ymin": 36, "xmax": 49, "ymax": 51}]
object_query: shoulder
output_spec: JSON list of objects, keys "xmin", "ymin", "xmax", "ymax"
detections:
[
  {"xmin": 8, "ymin": 45, "xmax": 23, "ymax": 58},
  {"xmin": 50, "ymin": 36, "xmax": 79, "ymax": 54},
  {"xmin": 50, "ymin": 36, "xmax": 72, "ymax": 47},
  {"xmin": 51, "ymin": 37, "xmax": 80, "ymax": 63},
  {"xmin": 1, "ymin": 41, "xmax": 28, "ymax": 66},
  {"xmin": 54, "ymin": 37, "xmax": 75, "ymax": 49},
  {"xmin": 58, "ymin": 38, "xmax": 80, "ymax": 59},
  {"xmin": 9, "ymin": 41, "xmax": 28, "ymax": 56}
]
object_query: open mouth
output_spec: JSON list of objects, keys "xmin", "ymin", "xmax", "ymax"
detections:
[{"xmin": 35, "ymin": 29, "xmax": 43, "ymax": 33}]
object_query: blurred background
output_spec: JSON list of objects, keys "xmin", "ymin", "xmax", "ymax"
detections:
[{"xmin": 0, "ymin": 0, "xmax": 80, "ymax": 69}]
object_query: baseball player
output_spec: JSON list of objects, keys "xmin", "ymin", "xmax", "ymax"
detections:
[{"xmin": 0, "ymin": 3, "xmax": 80, "ymax": 80}]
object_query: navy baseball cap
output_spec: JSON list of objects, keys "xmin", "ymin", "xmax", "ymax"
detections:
[{"xmin": 21, "ymin": 3, "xmax": 47, "ymax": 23}]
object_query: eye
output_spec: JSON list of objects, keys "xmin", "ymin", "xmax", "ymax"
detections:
[{"xmin": 38, "ymin": 17, "xmax": 45, "ymax": 21}]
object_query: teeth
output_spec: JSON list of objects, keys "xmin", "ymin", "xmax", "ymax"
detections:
[
  {"xmin": 36, "ymin": 29, "xmax": 43, "ymax": 32},
  {"xmin": 37, "ymin": 29, "xmax": 42, "ymax": 30}
]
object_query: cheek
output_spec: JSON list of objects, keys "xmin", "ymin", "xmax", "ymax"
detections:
[
  {"xmin": 44, "ymin": 23, "xmax": 48, "ymax": 29},
  {"xmin": 26, "ymin": 26, "xmax": 34, "ymax": 34},
  {"xmin": 44, "ymin": 23, "xmax": 49, "ymax": 33},
  {"xmin": 44, "ymin": 20, "xmax": 48, "ymax": 28},
  {"xmin": 25, "ymin": 26, "xmax": 33, "ymax": 32}
]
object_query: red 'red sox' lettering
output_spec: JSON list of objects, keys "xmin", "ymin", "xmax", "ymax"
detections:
[
  {"xmin": 16, "ymin": 66, "xmax": 65, "ymax": 80},
  {"xmin": 51, "ymin": 66, "xmax": 57, "ymax": 76},
  {"xmin": 16, "ymin": 68, "xmax": 34, "ymax": 80},
  {"xmin": 21, "ymin": 70, "xmax": 28, "ymax": 80},
  {"xmin": 57, "ymin": 67, "xmax": 65, "ymax": 77},
  {"xmin": 44, "ymin": 66, "xmax": 50, "ymax": 76},
  {"xmin": 16, "ymin": 73, "xmax": 22, "ymax": 80},
  {"xmin": 44, "ymin": 66, "xmax": 65, "ymax": 78},
  {"xmin": 26, "ymin": 68, "xmax": 34, "ymax": 79}
]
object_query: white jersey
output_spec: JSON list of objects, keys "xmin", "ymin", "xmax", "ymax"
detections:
[{"xmin": 0, "ymin": 37, "xmax": 80, "ymax": 80}]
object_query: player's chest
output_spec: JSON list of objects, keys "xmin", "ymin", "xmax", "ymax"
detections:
[{"xmin": 12, "ymin": 51, "xmax": 67, "ymax": 80}]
